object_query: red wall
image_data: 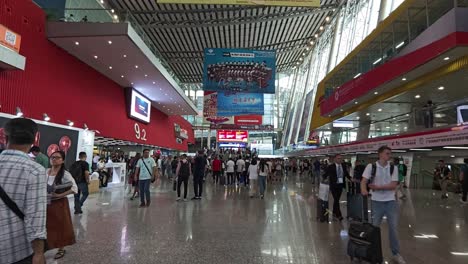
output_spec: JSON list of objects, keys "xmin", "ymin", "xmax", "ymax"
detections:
[{"xmin": 0, "ymin": 0, "xmax": 194, "ymax": 150}]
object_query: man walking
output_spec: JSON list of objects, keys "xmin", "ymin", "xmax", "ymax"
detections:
[
  {"xmin": 29, "ymin": 146, "xmax": 49, "ymax": 169},
  {"xmin": 361, "ymin": 146, "xmax": 406, "ymax": 264},
  {"xmin": 324, "ymin": 154, "xmax": 350, "ymax": 221},
  {"xmin": 193, "ymin": 151, "xmax": 206, "ymax": 200},
  {"xmin": 70, "ymin": 152, "xmax": 90, "ymax": 215},
  {"xmin": 460, "ymin": 158, "xmax": 468, "ymax": 204},
  {"xmin": 212, "ymin": 155, "xmax": 222, "ymax": 184},
  {"xmin": 135, "ymin": 149, "xmax": 157, "ymax": 207},
  {"xmin": 236, "ymin": 156, "xmax": 245, "ymax": 185},
  {"xmin": 0, "ymin": 118, "xmax": 47, "ymax": 264}
]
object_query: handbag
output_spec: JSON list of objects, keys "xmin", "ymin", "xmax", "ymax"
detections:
[{"xmin": 318, "ymin": 183, "xmax": 330, "ymax": 201}]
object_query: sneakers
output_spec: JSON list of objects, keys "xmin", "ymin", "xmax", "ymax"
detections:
[
  {"xmin": 139, "ymin": 203, "xmax": 146, "ymax": 208},
  {"xmin": 183, "ymin": 198, "xmax": 188, "ymax": 202},
  {"xmin": 392, "ymin": 254, "xmax": 406, "ymax": 264},
  {"xmin": 441, "ymin": 193, "xmax": 449, "ymax": 199},
  {"xmin": 176, "ymin": 197, "xmax": 181, "ymax": 201},
  {"xmin": 191, "ymin": 197, "xmax": 198, "ymax": 200}
]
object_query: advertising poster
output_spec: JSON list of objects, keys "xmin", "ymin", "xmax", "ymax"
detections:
[
  {"xmin": 298, "ymin": 90, "xmax": 314, "ymax": 142},
  {"xmin": 203, "ymin": 48, "xmax": 276, "ymax": 94},
  {"xmin": 217, "ymin": 92, "xmax": 264, "ymax": 116},
  {"xmin": 203, "ymin": 91, "xmax": 218, "ymax": 118},
  {"xmin": 128, "ymin": 89, "xmax": 151, "ymax": 123},
  {"xmin": 217, "ymin": 130, "xmax": 249, "ymax": 143},
  {"xmin": 0, "ymin": 116, "xmax": 79, "ymax": 168},
  {"xmin": 158, "ymin": 0, "xmax": 320, "ymax": 7}
]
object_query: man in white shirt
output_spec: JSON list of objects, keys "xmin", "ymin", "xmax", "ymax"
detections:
[
  {"xmin": 226, "ymin": 158, "xmax": 235, "ymax": 185},
  {"xmin": 361, "ymin": 146, "xmax": 406, "ymax": 264},
  {"xmin": 236, "ymin": 158, "xmax": 245, "ymax": 185}
]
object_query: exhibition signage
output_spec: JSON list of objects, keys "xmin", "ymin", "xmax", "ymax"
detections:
[
  {"xmin": 217, "ymin": 92, "xmax": 264, "ymax": 116},
  {"xmin": 291, "ymin": 126, "xmax": 468, "ymax": 156},
  {"xmin": 128, "ymin": 89, "xmax": 151, "ymax": 123},
  {"xmin": 203, "ymin": 48, "xmax": 276, "ymax": 94},
  {"xmin": 234, "ymin": 115, "xmax": 262, "ymax": 125},
  {"xmin": 217, "ymin": 130, "xmax": 249, "ymax": 143},
  {"xmin": 210, "ymin": 123, "xmax": 274, "ymax": 131},
  {"xmin": 158, "ymin": 0, "xmax": 320, "ymax": 7},
  {"xmin": 0, "ymin": 24, "xmax": 21, "ymax": 53}
]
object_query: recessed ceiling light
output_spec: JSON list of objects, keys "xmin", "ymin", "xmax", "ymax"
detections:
[
  {"xmin": 152, "ymin": 81, "xmax": 156, "ymax": 84},
  {"xmin": 144, "ymin": 74, "xmax": 148, "ymax": 77},
  {"xmin": 374, "ymin": 91, "xmax": 378, "ymax": 95},
  {"xmin": 396, "ymin": 124, "xmax": 399, "ymax": 127},
  {"xmin": 123, "ymin": 54, "xmax": 127, "ymax": 58},
  {"xmin": 131, "ymin": 82, "xmax": 134, "ymax": 85},
  {"xmin": 340, "ymin": 109, "xmax": 343, "ymax": 112},
  {"xmin": 366, "ymin": 113, "xmax": 370, "ymax": 116},
  {"xmin": 415, "ymin": 94, "xmax": 421, "ymax": 98},
  {"xmin": 108, "ymin": 40, "xmax": 112, "ymax": 44},
  {"xmin": 356, "ymin": 117, "xmax": 360, "ymax": 120},
  {"xmin": 451, "ymin": 155, "xmax": 456, "ymax": 158},
  {"xmin": 402, "ymin": 77, "xmax": 407, "ymax": 81},
  {"xmin": 135, "ymin": 65, "xmax": 139, "ymax": 68},
  {"xmin": 75, "ymin": 41, "xmax": 79, "ymax": 45},
  {"xmin": 111, "ymin": 9, "xmax": 115, "ymax": 13},
  {"xmin": 377, "ymin": 128, "xmax": 381, "ymax": 131},
  {"xmin": 354, "ymin": 101, "xmax": 358, "ymax": 104},
  {"xmin": 444, "ymin": 57, "xmax": 450, "ymax": 61},
  {"xmin": 386, "ymin": 126, "xmax": 390, "ymax": 129},
  {"xmin": 109, "ymin": 66, "xmax": 112, "ymax": 69},
  {"xmin": 121, "ymin": 75, "xmax": 124, "ymax": 78},
  {"xmin": 159, "ymin": 88, "xmax": 162, "ymax": 90},
  {"xmin": 404, "ymin": 127, "xmax": 407, "ymax": 129},
  {"xmin": 378, "ymin": 108, "xmax": 382, "ymax": 112},
  {"xmin": 113, "ymin": 15, "xmax": 118, "ymax": 20},
  {"xmin": 310, "ymin": 41, "xmax": 315, "ymax": 45},
  {"xmin": 165, "ymin": 93, "xmax": 168, "ymax": 96},
  {"xmin": 162, "ymin": 106, "xmax": 165, "ymax": 108},
  {"xmin": 93, "ymin": 55, "xmax": 98, "ymax": 59},
  {"xmin": 325, "ymin": 16, "xmax": 330, "ymax": 22},
  {"xmin": 306, "ymin": 47, "xmax": 310, "ymax": 51},
  {"xmin": 315, "ymin": 34, "xmax": 319, "ymax": 38},
  {"xmin": 438, "ymin": 86, "xmax": 445, "ymax": 90},
  {"xmin": 406, "ymin": 114, "xmax": 410, "ymax": 116},
  {"xmin": 320, "ymin": 26, "xmax": 324, "ymax": 31}
]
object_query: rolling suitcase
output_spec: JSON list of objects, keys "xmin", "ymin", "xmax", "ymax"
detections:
[
  {"xmin": 347, "ymin": 197, "xmax": 383, "ymax": 264},
  {"xmin": 316, "ymin": 199, "xmax": 329, "ymax": 222},
  {"xmin": 347, "ymin": 182, "xmax": 368, "ymax": 222}
]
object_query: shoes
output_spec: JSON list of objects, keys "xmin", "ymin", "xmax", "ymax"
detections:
[
  {"xmin": 260, "ymin": 195, "xmax": 264, "ymax": 199},
  {"xmin": 146, "ymin": 201, "xmax": 151, "ymax": 207},
  {"xmin": 338, "ymin": 216, "xmax": 344, "ymax": 222},
  {"xmin": 441, "ymin": 194, "xmax": 449, "ymax": 199},
  {"xmin": 139, "ymin": 203, "xmax": 146, "ymax": 208},
  {"xmin": 392, "ymin": 254, "xmax": 407, "ymax": 264},
  {"xmin": 183, "ymin": 198, "xmax": 188, "ymax": 202},
  {"xmin": 176, "ymin": 197, "xmax": 181, "ymax": 201},
  {"xmin": 191, "ymin": 197, "xmax": 198, "ymax": 200},
  {"xmin": 74, "ymin": 210, "xmax": 83, "ymax": 215}
]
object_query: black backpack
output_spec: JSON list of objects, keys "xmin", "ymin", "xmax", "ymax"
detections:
[
  {"xmin": 370, "ymin": 163, "xmax": 395, "ymax": 182},
  {"xmin": 69, "ymin": 161, "xmax": 84, "ymax": 183}
]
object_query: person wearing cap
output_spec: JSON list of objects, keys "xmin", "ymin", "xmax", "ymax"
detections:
[{"xmin": 0, "ymin": 118, "xmax": 47, "ymax": 264}]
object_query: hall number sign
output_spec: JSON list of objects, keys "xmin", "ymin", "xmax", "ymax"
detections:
[{"xmin": 134, "ymin": 123, "xmax": 147, "ymax": 141}]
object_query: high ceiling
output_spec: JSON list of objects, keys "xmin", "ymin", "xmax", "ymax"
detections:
[{"xmin": 110, "ymin": 0, "xmax": 339, "ymax": 83}]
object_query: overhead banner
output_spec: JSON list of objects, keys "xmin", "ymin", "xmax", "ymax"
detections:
[
  {"xmin": 203, "ymin": 91, "xmax": 218, "ymax": 118},
  {"xmin": 217, "ymin": 92, "xmax": 264, "ymax": 116},
  {"xmin": 204, "ymin": 48, "xmax": 276, "ymax": 94},
  {"xmin": 234, "ymin": 115, "xmax": 262, "ymax": 125},
  {"xmin": 158, "ymin": 0, "xmax": 320, "ymax": 8}
]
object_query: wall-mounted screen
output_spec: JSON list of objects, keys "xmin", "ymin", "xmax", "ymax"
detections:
[
  {"xmin": 217, "ymin": 130, "xmax": 248, "ymax": 143},
  {"xmin": 128, "ymin": 89, "xmax": 151, "ymax": 123}
]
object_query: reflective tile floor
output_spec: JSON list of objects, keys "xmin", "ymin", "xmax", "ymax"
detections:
[{"xmin": 45, "ymin": 174, "xmax": 468, "ymax": 264}]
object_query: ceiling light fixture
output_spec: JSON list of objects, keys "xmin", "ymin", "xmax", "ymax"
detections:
[
  {"xmin": 16, "ymin": 107, "xmax": 23, "ymax": 117},
  {"xmin": 310, "ymin": 41, "xmax": 315, "ymax": 45},
  {"xmin": 74, "ymin": 41, "xmax": 79, "ymax": 46},
  {"xmin": 374, "ymin": 91, "xmax": 378, "ymax": 95},
  {"xmin": 373, "ymin": 58, "xmax": 382, "ymax": 65},
  {"xmin": 443, "ymin": 146, "xmax": 468, "ymax": 150},
  {"xmin": 366, "ymin": 113, "xmax": 370, "ymax": 116},
  {"xmin": 121, "ymin": 75, "xmax": 124, "ymax": 78},
  {"xmin": 306, "ymin": 47, "xmax": 310, "ymax": 51},
  {"xmin": 113, "ymin": 15, "xmax": 118, "ymax": 20},
  {"xmin": 123, "ymin": 54, "xmax": 127, "ymax": 58},
  {"xmin": 152, "ymin": 81, "xmax": 156, "ymax": 84},
  {"xmin": 409, "ymin": 148, "xmax": 432, "ymax": 151},
  {"xmin": 450, "ymin": 155, "xmax": 456, "ymax": 158},
  {"xmin": 438, "ymin": 86, "xmax": 445, "ymax": 90},
  {"xmin": 355, "ymin": 101, "xmax": 358, "ymax": 104},
  {"xmin": 354, "ymin": 73, "xmax": 362, "ymax": 79},
  {"xmin": 315, "ymin": 34, "xmax": 319, "ymax": 38},
  {"xmin": 111, "ymin": 9, "xmax": 115, "ymax": 13},
  {"xmin": 402, "ymin": 77, "xmax": 407, "ymax": 81},
  {"xmin": 320, "ymin": 26, "xmax": 324, "ymax": 31},
  {"xmin": 404, "ymin": 127, "xmax": 407, "ymax": 129},
  {"xmin": 109, "ymin": 66, "xmax": 112, "ymax": 69},
  {"xmin": 356, "ymin": 117, "xmax": 360, "ymax": 120},
  {"xmin": 378, "ymin": 108, "xmax": 382, "ymax": 112},
  {"xmin": 444, "ymin": 57, "xmax": 450, "ymax": 61},
  {"xmin": 108, "ymin": 40, "xmax": 112, "ymax": 44},
  {"xmin": 67, "ymin": 120, "xmax": 74, "ymax": 127},
  {"xmin": 144, "ymin": 74, "xmax": 148, "ymax": 77},
  {"xmin": 93, "ymin": 55, "xmax": 98, "ymax": 59},
  {"xmin": 135, "ymin": 65, "xmax": 139, "ymax": 68},
  {"xmin": 395, "ymin": 41, "xmax": 405, "ymax": 49},
  {"xmin": 325, "ymin": 16, "xmax": 330, "ymax": 22},
  {"xmin": 415, "ymin": 94, "xmax": 421, "ymax": 99}
]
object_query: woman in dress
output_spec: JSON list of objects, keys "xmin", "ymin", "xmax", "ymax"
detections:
[
  {"xmin": 46, "ymin": 150, "xmax": 77, "ymax": 259},
  {"xmin": 248, "ymin": 158, "xmax": 259, "ymax": 198}
]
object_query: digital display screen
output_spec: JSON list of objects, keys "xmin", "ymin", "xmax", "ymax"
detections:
[
  {"xmin": 217, "ymin": 130, "xmax": 248, "ymax": 142},
  {"xmin": 129, "ymin": 89, "xmax": 151, "ymax": 123},
  {"xmin": 457, "ymin": 105, "xmax": 468, "ymax": 124}
]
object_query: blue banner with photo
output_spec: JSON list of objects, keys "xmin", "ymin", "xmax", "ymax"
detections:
[
  {"xmin": 216, "ymin": 92, "xmax": 264, "ymax": 116},
  {"xmin": 203, "ymin": 48, "xmax": 276, "ymax": 94}
]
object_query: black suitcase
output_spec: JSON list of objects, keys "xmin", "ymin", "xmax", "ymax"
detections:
[
  {"xmin": 347, "ymin": 197, "xmax": 383, "ymax": 264},
  {"xmin": 316, "ymin": 198, "xmax": 329, "ymax": 222},
  {"xmin": 347, "ymin": 182, "xmax": 368, "ymax": 222}
]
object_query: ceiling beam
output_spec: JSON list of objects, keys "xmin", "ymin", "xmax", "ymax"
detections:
[{"xmin": 141, "ymin": 4, "xmax": 337, "ymax": 29}]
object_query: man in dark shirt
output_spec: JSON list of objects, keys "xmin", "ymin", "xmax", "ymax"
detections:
[
  {"xmin": 353, "ymin": 160, "xmax": 366, "ymax": 181},
  {"xmin": 72, "ymin": 152, "xmax": 90, "ymax": 214},
  {"xmin": 460, "ymin": 158, "xmax": 468, "ymax": 204},
  {"xmin": 193, "ymin": 150, "xmax": 206, "ymax": 200}
]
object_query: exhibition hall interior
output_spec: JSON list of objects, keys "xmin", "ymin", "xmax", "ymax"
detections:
[{"xmin": 1, "ymin": 0, "xmax": 468, "ymax": 263}]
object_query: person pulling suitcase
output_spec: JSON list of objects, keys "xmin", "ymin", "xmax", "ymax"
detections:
[{"xmin": 360, "ymin": 146, "xmax": 406, "ymax": 264}]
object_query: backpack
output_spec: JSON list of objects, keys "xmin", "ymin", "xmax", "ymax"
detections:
[
  {"xmin": 69, "ymin": 161, "xmax": 84, "ymax": 183},
  {"xmin": 370, "ymin": 163, "xmax": 395, "ymax": 183}
]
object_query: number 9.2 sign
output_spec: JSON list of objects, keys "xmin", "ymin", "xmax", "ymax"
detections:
[{"xmin": 134, "ymin": 123, "xmax": 147, "ymax": 141}]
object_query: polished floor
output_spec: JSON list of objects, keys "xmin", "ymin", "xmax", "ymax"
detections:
[{"xmin": 45, "ymin": 174, "xmax": 468, "ymax": 264}]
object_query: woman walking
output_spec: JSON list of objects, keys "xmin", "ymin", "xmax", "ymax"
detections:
[
  {"xmin": 129, "ymin": 153, "xmax": 141, "ymax": 200},
  {"xmin": 258, "ymin": 160, "xmax": 269, "ymax": 199},
  {"xmin": 46, "ymin": 150, "xmax": 77, "ymax": 259},
  {"xmin": 248, "ymin": 158, "xmax": 259, "ymax": 198}
]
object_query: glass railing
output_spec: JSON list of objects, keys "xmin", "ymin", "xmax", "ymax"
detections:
[
  {"xmin": 44, "ymin": 8, "xmax": 186, "ymax": 93},
  {"xmin": 323, "ymin": 0, "xmax": 456, "ymax": 99}
]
